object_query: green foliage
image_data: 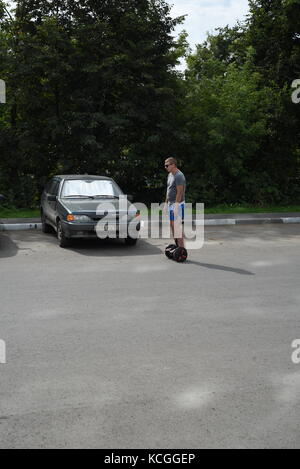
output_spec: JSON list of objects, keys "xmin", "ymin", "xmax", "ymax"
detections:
[
  {"xmin": 0, "ymin": 0, "xmax": 299, "ymax": 207},
  {"xmin": 183, "ymin": 1, "xmax": 300, "ymax": 205},
  {"xmin": 0, "ymin": 0, "xmax": 184, "ymax": 205}
]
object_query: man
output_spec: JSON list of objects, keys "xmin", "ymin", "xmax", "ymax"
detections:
[{"xmin": 164, "ymin": 157, "xmax": 186, "ymax": 248}]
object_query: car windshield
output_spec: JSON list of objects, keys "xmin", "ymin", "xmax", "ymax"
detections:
[{"xmin": 61, "ymin": 179, "xmax": 123, "ymax": 198}]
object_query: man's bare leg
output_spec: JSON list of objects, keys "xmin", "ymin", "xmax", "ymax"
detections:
[{"xmin": 171, "ymin": 220, "xmax": 185, "ymax": 248}]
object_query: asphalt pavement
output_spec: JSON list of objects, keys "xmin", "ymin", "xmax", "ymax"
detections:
[{"xmin": 0, "ymin": 225, "xmax": 300, "ymax": 448}]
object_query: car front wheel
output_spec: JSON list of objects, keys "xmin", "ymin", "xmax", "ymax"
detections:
[
  {"xmin": 57, "ymin": 220, "xmax": 71, "ymax": 248},
  {"xmin": 124, "ymin": 236, "xmax": 138, "ymax": 246}
]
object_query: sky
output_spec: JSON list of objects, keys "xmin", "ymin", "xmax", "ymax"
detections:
[
  {"xmin": 168, "ymin": 0, "xmax": 250, "ymax": 50},
  {"xmin": 7, "ymin": 1, "xmax": 250, "ymax": 47},
  {"xmin": 6, "ymin": 0, "xmax": 250, "ymax": 55}
]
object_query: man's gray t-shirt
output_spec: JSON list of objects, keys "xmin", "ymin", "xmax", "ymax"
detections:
[{"xmin": 167, "ymin": 170, "xmax": 186, "ymax": 205}]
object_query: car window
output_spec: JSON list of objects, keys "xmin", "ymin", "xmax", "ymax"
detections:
[
  {"xmin": 45, "ymin": 181, "xmax": 52, "ymax": 193},
  {"xmin": 52, "ymin": 181, "xmax": 60, "ymax": 196},
  {"xmin": 48, "ymin": 180, "xmax": 60, "ymax": 196},
  {"xmin": 61, "ymin": 179, "xmax": 123, "ymax": 198}
]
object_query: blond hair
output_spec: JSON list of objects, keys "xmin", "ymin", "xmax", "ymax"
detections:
[{"xmin": 165, "ymin": 157, "xmax": 177, "ymax": 166}]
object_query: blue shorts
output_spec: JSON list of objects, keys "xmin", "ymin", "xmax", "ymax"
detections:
[{"xmin": 168, "ymin": 203, "xmax": 185, "ymax": 222}]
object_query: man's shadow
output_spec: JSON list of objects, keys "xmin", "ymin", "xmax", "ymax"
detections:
[{"xmin": 186, "ymin": 260, "xmax": 254, "ymax": 276}]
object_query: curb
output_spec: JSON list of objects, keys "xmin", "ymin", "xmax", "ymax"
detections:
[
  {"xmin": 0, "ymin": 223, "xmax": 42, "ymax": 231},
  {"xmin": 1, "ymin": 217, "xmax": 300, "ymax": 231},
  {"xmin": 282, "ymin": 217, "xmax": 300, "ymax": 224},
  {"xmin": 196, "ymin": 217, "xmax": 300, "ymax": 226}
]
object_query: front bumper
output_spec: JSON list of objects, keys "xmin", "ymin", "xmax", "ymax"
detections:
[{"xmin": 62, "ymin": 220, "xmax": 141, "ymax": 239}]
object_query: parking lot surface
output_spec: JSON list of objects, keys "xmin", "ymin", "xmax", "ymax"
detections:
[{"xmin": 0, "ymin": 225, "xmax": 300, "ymax": 448}]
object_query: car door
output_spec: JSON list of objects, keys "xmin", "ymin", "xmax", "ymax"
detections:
[
  {"xmin": 42, "ymin": 180, "xmax": 53, "ymax": 222},
  {"xmin": 47, "ymin": 179, "xmax": 60, "ymax": 225}
]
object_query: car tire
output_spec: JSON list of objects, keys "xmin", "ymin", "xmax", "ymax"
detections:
[
  {"xmin": 41, "ymin": 213, "xmax": 52, "ymax": 234},
  {"xmin": 57, "ymin": 220, "xmax": 71, "ymax": 248},
  {"xmin": 124, "ymin": 237, "xmax": 138, "ymax": 246}
]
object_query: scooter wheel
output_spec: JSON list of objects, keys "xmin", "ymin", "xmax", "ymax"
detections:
[
  {"xmin": 165, "ymin": 244, "xmax": 177, "ymax": 259},
  {"xmin": 173, "ymin": 247, "xmax": 188, "ymax": 263}
]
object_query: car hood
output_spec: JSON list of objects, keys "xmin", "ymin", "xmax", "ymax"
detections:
[{"xmin": 60, "ymin": 198, "xmax": 133, "ymax": 214}]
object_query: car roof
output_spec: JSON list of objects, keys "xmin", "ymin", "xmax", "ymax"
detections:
[{"xmin": 54, "ymin": 175, "xmax": 113, "ymax": 181}]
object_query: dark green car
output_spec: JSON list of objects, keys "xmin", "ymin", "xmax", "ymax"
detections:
[{"xmin": 40, "ymin": 175, "xmax": 140, "ymax": 248}]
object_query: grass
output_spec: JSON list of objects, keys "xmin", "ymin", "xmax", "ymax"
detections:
[
  {"xmin": 203, "ymin": 204, "xmax": 300, "ymax": 214},
  {"xmin": 1, "ymin": 204, "xmax": 300, "ymax": 219},
  {"xmin": 0, "ymin": 208, "xmax": 40, "ymax": 218}
]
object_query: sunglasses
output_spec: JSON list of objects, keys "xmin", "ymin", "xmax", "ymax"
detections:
[{"xmin": 165, "ymin": 164, "xmax": 173, "ymax": 168}]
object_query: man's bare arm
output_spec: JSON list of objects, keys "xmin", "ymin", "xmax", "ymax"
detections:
[{"xmin": 176, "ymin": 185, "xmax": 184, "ymax": 204}]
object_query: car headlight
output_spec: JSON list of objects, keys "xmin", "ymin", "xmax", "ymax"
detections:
[
  {"xmin": 128, "ymin": 210, "xmax": 140, "ymax": 219},
  {"xmin": 67, "ymin": 215, "xmax": 92, "ymax": 222}
]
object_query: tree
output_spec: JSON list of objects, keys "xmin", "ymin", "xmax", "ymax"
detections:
[
  {"xmin": 245, "ymin": 0, "xmax": 300, "ymax": 202},
  {"xmin": 0, "ymin": 0, "xmax": 185, "ymax": 206},
  {"xmin": 183, "ymin": 15, "xmax": 300, "ymax": 205},
  {"xmin": 184, "ymin": 48, "xmax": 277, "ymax": 204},
  {"xmin": 246, "ymin": 0, "xmax": 300, "ymax": 85}
]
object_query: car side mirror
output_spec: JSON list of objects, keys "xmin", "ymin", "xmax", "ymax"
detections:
[{"xmin": 48, "ymin": 195, "xmax": 57, "ymax": 202}]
